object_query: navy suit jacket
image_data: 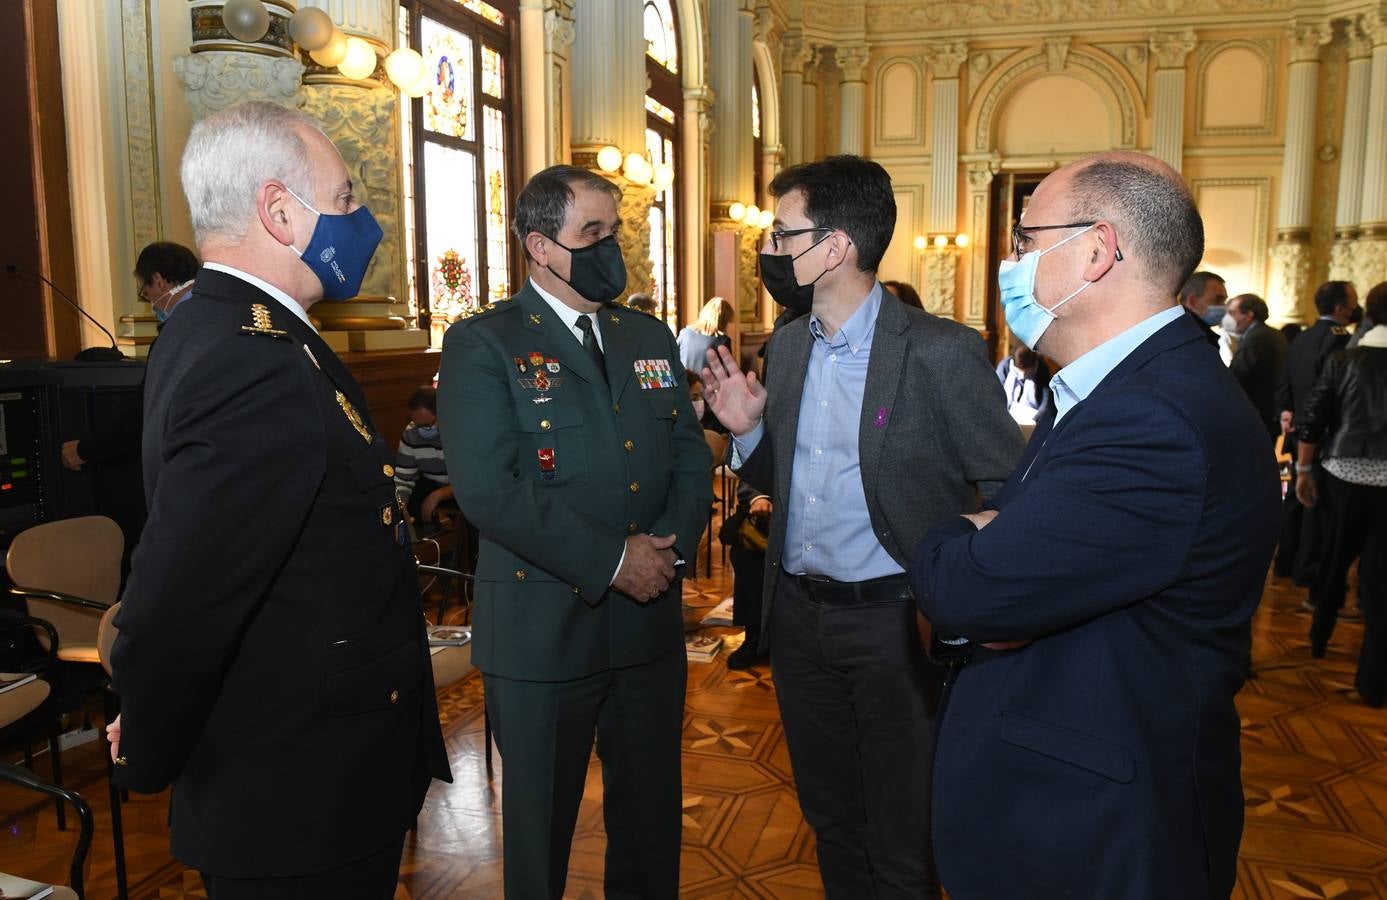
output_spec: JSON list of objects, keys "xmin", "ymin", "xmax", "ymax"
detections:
[{"xmin": 911, "ymin": 312, "xmax": 1280, "ymax": 899}]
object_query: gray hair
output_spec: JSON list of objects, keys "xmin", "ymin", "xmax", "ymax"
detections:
[
  {"xmin": 512, "ymin": 165, "xmax": 622, "ymax": 261},
  {"xmin": 180, "ymin": 101, "xmax": 320, "ymax": 244}
]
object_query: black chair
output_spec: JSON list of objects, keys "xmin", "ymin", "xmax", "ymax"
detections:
[{"xmin": 0, "ymin": 761, "xmax": 94, "ymax": 899}]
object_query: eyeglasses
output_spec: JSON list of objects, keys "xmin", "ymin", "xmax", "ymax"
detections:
[
  {"xmin": 1010, "ymin": 221, "xmax": 1096, "ymax": 260},
  {"xmin": 768, "ymin": 226, "xmax": 832, "ymax": 253}
]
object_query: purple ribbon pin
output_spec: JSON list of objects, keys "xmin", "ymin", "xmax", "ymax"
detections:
[{"xmin": 874, "ymin": 407, "xmax": 889, "ymax": 428}]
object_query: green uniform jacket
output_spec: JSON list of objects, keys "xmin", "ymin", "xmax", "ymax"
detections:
[{"xmin": 438, "ymin": 282, "xmax": 713, "ymax": 681}]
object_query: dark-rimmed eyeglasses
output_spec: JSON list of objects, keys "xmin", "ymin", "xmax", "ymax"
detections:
[
  {"xmin": 1010, "ymin": 222, "xmax": 1096, "ymax": 260},
  {"xmin": 768, "ymin": 226, "xmax": 832, "ymax": 253}
]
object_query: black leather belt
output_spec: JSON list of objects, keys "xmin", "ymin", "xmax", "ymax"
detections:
[{"xmin": 783, "ymin": 570, "xmax": 911, "ymax": 606}]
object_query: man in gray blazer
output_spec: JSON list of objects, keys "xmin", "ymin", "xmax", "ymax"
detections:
[
  {"xmin": 1225, "ymin": 292, "xmax": 1287, "ymax": 439},
  {"xmin": 703, "ymin": 155, "xmax": 1024, "ymax": 899}
]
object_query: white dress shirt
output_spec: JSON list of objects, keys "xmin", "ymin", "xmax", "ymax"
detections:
[{"xmin": 202, "ymin": 262, "xmax": 317, "ymax": 332}]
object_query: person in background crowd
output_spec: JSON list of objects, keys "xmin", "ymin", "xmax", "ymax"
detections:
[
  {"xmin": 1224, "ymin": 292, "xmax": 1288, "ymax": 439},
  {"xmin": 994, "ymin": 341, "xmax": 1053, "ymax": 422},
  {"xmin": 1178, "ymin": 269, "xmax": 1226, "ymax": 348},
  {"xmin": 685, "ymin": 370, "xmax": 724, "ymax": 434},
  {"xmin": 1275, "ymin": 280, "xmax": 1360, "ymax": 585},
  {"xmin": 109, "ymin": 100, "xmax": 449, "ymax": 899},
  {"xmin": 912, "ymin": 151, "xmax": 1279, "ymax": 899},
  {"xmin": 393, "ymin": 385, "xmax": 455, "ymax": 525},
  {"xmin": 676, "ymin": 296, "xmax": 734, "ymax": 374},
  {"xmin": 1348, "ymin": 287, "xmax": 1380, "ymax": 348},
  {"xmin": 627, "ymin": 291, "xmax": 659, "ymax": 317},
  {"xmin": 1297, "ymin": 280, "xmax": 1387, "ymax": 706},
  {"xmin": 883, "ymin": 279, "xmax": 924, "ymax": 310}
]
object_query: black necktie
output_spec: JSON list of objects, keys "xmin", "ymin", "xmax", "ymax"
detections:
[{"xmin": 575, "ymin": 314, "xmax": 607, "ymax": 382}]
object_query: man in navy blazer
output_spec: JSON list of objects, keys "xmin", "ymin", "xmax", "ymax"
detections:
[{"xmin": 911, "ymin": 152, "xmax": 1280, "ymax": 899}]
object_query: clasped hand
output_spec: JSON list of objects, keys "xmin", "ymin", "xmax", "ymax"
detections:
[{"xmin": 613, "ymin": 533, "xmax": 678, "ymax": 603}]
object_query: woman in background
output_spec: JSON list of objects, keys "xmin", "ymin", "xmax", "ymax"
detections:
[{"xmin": 677, "ymin": 296, "xmax": 733, "ymax": 374}]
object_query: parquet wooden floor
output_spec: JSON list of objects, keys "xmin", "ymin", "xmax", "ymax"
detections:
[{"xmin": 3, "ymin": 547, "xmax": 1385, "ymax": 898}]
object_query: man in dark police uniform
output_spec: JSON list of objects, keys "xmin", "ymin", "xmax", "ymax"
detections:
[
  {"xmin": 438, "ymin": 165, "xmax": 711, "ymax": 899},
  {"xmin": 108, "ymin": 101, "xmax": 450, "ymax": 898}
]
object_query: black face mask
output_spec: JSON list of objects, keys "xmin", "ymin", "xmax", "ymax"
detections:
[
  {"xmin": 1349, "ymin": 306, "xmax": 1364, "ymax": 325},
  {"xmin": 758, "ymin": 233, "xmax": 834, "ymax": 314},
  {"xmin": 549, "ymin": 235, "xmax": 627, "ymax": 303}
]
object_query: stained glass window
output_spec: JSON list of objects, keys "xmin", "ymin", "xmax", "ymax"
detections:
[
  {"xmin": 644, "ymin": 95, "xmax": 675, "ymax": 125},
  {"xmin": 481, "ymin": 45, "xmax": 503, "ymax": 98},
  {"xmin": 421, "ymin": 17, "xmax": 474, "ymax": 140},
  {"xmin": 643, "ymin": 0, "xmax": 677, "ymax": 74},
  {"xmin": 402, "ymin": 1, "xmax": 517, "ymax": 348},
  {"xmin": 483, "ymin": 106, "xmax": 510, "ymax": 303}
]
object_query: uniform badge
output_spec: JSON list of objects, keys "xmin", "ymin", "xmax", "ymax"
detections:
[
  {"xmin": 635, "ymin": 358, "xmax": 677, "ymax": 389},
  {"xmin": 534, "ymin": 370, "xmax": 550, "ymax": 391},
  {"xmin": 545, "ymin": 357, "xmax": 561, "ymax": 374},
  {"xmin": 239, "ymin": 303, "xmax": 288, "ymax": 340},
  {"xmin": 514, "ymin": 356, "xmax": 528, "ymax": 374},
  {"xmin": 380, "ymin": 503, "xmax": 393, "ymax": 526},
  {"xmin": 302, "ymin": 345, "xmax": 322, "ymax": 370},
  {"xmin": 336, "ymin": 391, "xmax": 372, "ymax": 444},
  {"xmin": 529, "ymin": 351, "xmax": 544, "ymax": 368},
  {"xmin": 609, "ymin": 313, "xmax": 621, "ymax": 325},
  {"xmin": 1333, "ymin": 325, "xmax": 1349, "ymax": 335},
  {"xmin": 530, "ymin": 314, "xmax": 543, "ymax": 325},
  {"xmin": 537, "ymin": 447, "xmax": 557, "ymax": 480}
]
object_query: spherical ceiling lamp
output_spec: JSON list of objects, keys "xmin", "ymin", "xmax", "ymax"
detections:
[
  {"xmin": 596, "ymin": 145, "xmax": 623, "ymax": 173},
  {"xmin": 288, "ymin": 7, "xmax": 333, "ymax": 51},
  {"xmin": 222, "ymin": 0, "xmax": 271, "ymax": 43},
  {"xmin": 338, "ymin": 37, "xmax": 378, "ymax": 80},
  {"xmin": 933, "ymin": 234, "xmax": 949, "ymax": 248},
  {"xmin": 310, "ymin": 28, "xmax": 349, "ymax": 67},
  {"xmin": 404, "ymin": 70, "xmax": 431, "ymax": 98},
  {"xmin": 728, "ymin": 202, "xmax": 746, "ymax": 222},
  {"xmin": 384, "ymin": 47, "xmax": 425, "ymax": 89},
  {"xmin": 653, "ymin": 163, "xmax": 674, "ymax": 191},
  {"xmin": 623, "ymin": 152, "xmax": 651, "ymax": 184},
  {"xmin": 913, "ymin": 235, "xmax": 927, "ymax": 250},
  {"xmin": 955, "ymin": 232, "xmax": 970, "ymax": 248},
  {"xmin": 746, "ymin": 205, "xmax": 760, "ymax": 224},
  {"xmin": 757, "ymin": 208, "xmax": 774, "ymax": 229}
]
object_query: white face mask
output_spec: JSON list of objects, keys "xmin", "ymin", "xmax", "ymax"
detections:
[
  {"xmin": 692, "ymin": 398, "xmax": 706, "ymax": 420},
  {"xmin": 1221, "ymin": 313, "xmax": 1242, "ymax": 336}
]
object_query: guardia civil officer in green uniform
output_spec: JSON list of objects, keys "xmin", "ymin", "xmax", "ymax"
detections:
[
  {"xmin": 109, "ymin": 101, "xmax": 450, "ymax": 898},
  {"xmin": 438, "ymin": 166, "xmax": 712, "ymax": 899}
]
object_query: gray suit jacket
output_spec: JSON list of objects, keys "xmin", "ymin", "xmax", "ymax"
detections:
[{"xmin": 736, "ymin": 290, "xmax": 1025, "ymax": 650}]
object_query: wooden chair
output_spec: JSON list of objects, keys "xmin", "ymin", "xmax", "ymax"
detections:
[{"xmin": 95, "ymin": 602, "xmax": 129, "ymax": 900}]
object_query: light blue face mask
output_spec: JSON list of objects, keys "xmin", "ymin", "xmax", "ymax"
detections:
[{"xmin": 998, "ymin": 225, "xmax": 1095, "ymax": 350}]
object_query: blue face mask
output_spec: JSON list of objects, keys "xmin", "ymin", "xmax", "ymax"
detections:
[
  {"xmin": 286, "ymin": 186, "xmax": 383, "ymax": 301},
  {"xmin": 151, "ymin": 280, "xmax": 195, "ymax": 323},
  {"xmin": 415, "ymin": 424, "xmax": 439, "ymax": 441},
  {"xmin": 998, "ymin": 225, "xmax": 1095, "ymax": 350}
]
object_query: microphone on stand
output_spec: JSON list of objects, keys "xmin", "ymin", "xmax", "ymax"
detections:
[{"xmin": 5, "ymin": 263, "xmax": 125, "ymax": 362}]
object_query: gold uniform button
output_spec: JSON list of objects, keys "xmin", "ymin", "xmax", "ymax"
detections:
[
  {"xmin": 389, "ymin": 689, "xmax": 399, "ymax": 704},
  {"xmin": 539, "ymin": 419, "xmax": 552, "ymax": 432},
  {"xmin": 627, "ymin": 522, "xmax": 638, "ymax": 533},
  {"xmin": 613, "ymin": 403, "xmax": 621, "ymax": 414},
  {"xmin": 629, "ymin": 481, "xmax": 640, "ymax": 493},
  {"xmin": 671, "ymin": 408, "xmax": 679, "ymax": 419},
  {"xmin": 624, "ymin": 439, "xmax": 635, "ymax": 452},
  {"xmin": 114, "ymin": 756, "xmax": 128, "ymax": 767},
  {"xmin": 571, "ymin": 585, "xmax": 581, "ymax": 594},
  {"xmin": 515, "ymin": 569, "xmax": 527, "ymax": 581},
  {"xmin": 382, "ymin": 464, "xmax": 395, "ymax": 477}
]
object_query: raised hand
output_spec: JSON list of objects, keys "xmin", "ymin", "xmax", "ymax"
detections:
[{"xmin": 702, "ymin": 345, "xmax": 767, "ymax": 437}]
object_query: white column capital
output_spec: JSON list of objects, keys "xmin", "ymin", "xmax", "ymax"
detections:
[
  {"xmin": 1361, "ymin": 9, "xmax": 1387, "ymax": 48},
  {"xmin": 966, "ymin": 161, "xmax": 999, "ymax": 190},
  {"xmin": 782, "ymin": 34, "xmax": 814, "ymax": 75},
  {"xmin": 837, "ymin": 44, "xmax": 870, "ymax": 83},
  {"xmin": 922, "ymin": 40, "xmax": 968, "ymax": 79},
  {"xmin": 544, "ymin": 0, "xmax": 576, "ymax": 48},
  {"xmin": 1287, "ymin": 20, "xmax": 1332, "ymax": 64},
  {"xmin": 1148, "ymin": 30, "xmax": 1197, "ymax": 69}
]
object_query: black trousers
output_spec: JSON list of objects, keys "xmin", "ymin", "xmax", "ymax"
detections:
[
  {"xmin": 1309, "ymin": 471, "xmax": 1387, "ymax": 706},
  {"xmin": 1277, "ymin": 461, "xmax": 1327, "ymax": 585},
  {"xmin": 770, "ymin": 570, "xmax": 942, "ymax": 899},
  {"xmin": 729, "ymin": 543, "xmax": 766, "ymax": 643},
  {"xmin": 484, "ymin": 645, "xmax": 686, "ymax": 899},
  {"xmin": 200, "ymin": 833, "xmax": 405, "ymax": 899}
]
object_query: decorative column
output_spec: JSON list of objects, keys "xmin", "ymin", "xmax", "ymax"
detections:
[
  {"xmin": 681, "ymin": 85, "xmax": 713, "ymax": 324},
  {"xmin": 1330, "ymin": 18, "xmax": 1373, "ymax": 284},
  {"xmin": 1268, "ymin": 21, "xmax": 1331, "ymax": 325},
  {"xmin": 295, "ymin": 0, "xmax": 421, "ymax": 351},
  {"xmin": 709, "ymin": 0, "xmax": 756, "ymax": 324},
  {"xmin": 572, "ymin": 0, "xmax": 652, "ymax": 299},
  {"xmin": 921, "ymin": 41, "xmax": 966, "ymax": 319},
  {"xmin": 836, "ymin": 44, "xmax": 869, "ymax": 155},
  {"xmin": 780, "ymin": 35, "xmax": 811, "ymax": 165},
  {"xmin": 176, "ymin": 1, "xmax": 304, "ymax": 123},
  {"xmin": 802, "ymin": 46, "xmax": 821, "ymax": 162},
  {"xmin": 1148, "ymin": 30, "xmax": 1196, "ymax": 173},
  {"xmin": 1357, "ymin": 9, "xmax": 1387, "ymax": 288},
  {"xmin": 519, "ymin": 0, "xmax": 575, "ymax": 175},
  {"xmin": 963, "ymin": 160, "xmax": 998, "ymax": 331}
]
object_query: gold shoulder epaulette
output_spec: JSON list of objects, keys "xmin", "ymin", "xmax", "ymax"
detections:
[
  {"xmin": 1332, "ymin": 325, "xmax": 1349, "ymax": 336},
  {"xmin": 240, "ymin": 303, "xmax": 289, "ymax": 340}
]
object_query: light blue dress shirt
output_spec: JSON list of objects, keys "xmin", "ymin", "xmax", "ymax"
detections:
[
  {"xmin": 1050, "ymin": 304, "xmax": 1187, "ymax": 423},
  {"xmin": 732, "ymin": 283, "xmax": 902, "ymax": 580}
]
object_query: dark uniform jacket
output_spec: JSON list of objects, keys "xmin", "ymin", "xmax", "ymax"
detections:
[
  {"xmin": 1229, "ymin": 321, "xmax": 1288, "ymax": 437},
  {"xmin": 736, "ymin": 290, "xmax": 1024, "ymax": 650},
  {"xmin": 437, "ymin": 282, "xmax": 712, "ymax": 682},
  {"xmin": 1277, "ymin": 317, "xmax": 1351, "ymax": 421},
  {"xmin": 111, "ymin": 269, "xmax": 450, "ymax": 878}
]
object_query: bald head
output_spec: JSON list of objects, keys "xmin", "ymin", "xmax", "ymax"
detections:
[{"xmin": 1055, "ymin": 151, "xmax": 1204, "ymax": 297}]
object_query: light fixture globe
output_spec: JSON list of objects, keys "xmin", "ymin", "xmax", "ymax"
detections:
[
  {"xmin": 338, "ymin": 37, "xmax": 378, "ymax": 81},
  {"xmin": 653, "ymin": 163, "xmax": 674, "ymax": 191},
  {"xmin": 933, "ymin": 234, "xmax": 949, "ymax": 248},
  {"xmin": 623, "ymin": 152, "xmax": 652, "ymax": 184},
  {"xmin": 310, "ymin": 28, "xmax": 349, "ymax": 67},
  {"xmin": 728, "ymin": 202, "xmax": 746, "ymax": 222},
  {"xmin": 384, "ymin": 48, "xmax": 425, "ymax": 89},
  {"xmin": 405, "ymin": 70, "xmax": 432, "ymax": 98},
  {"xmin": 222, "ymin": 0, "xmax": 271, "ymax": 43},
  {"xmin": 913, "ymin": 235, "xmax": 927, "ymax": 250},
  {"xmin": 596, "ymin": 146, "xmax": 623, "ymax": 173},
  {"xmin": 757, "ymin": 209, "xmax": 774, "ymax": 229},
  {"xmin": 288, "ymin": 7, "xmax": 333, "ymax": 51}
]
